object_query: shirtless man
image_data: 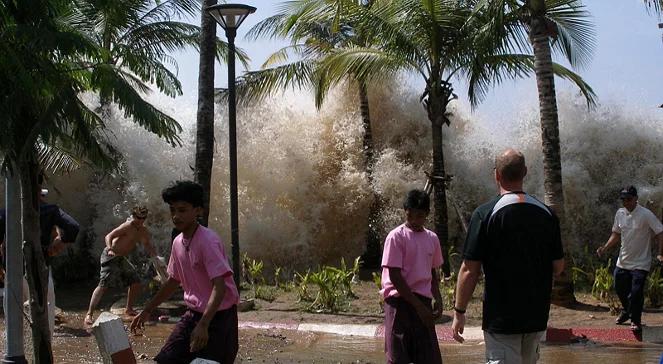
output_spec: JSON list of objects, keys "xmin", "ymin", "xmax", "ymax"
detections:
[{"xmin": 84, "ymin": 206, "xmax": 156, "ymax": 326}]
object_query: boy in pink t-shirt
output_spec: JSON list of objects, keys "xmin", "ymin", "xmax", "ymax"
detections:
[
  {"xmin": 381, "ymin": 189, "xmax": 443, "ymax": 364},
  {"xmin": 131, "ymin": 181, "xmax": 239, "ymax": 363}
]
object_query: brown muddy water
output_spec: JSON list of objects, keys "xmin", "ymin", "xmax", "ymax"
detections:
[{"xmin": 1, "ymin": 313, "xmax": 662, "ymax": 363}]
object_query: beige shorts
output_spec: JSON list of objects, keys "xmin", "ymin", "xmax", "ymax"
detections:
[{"xmin": 484, "ymin": 330, "xmax": 545, "ymax": 364}]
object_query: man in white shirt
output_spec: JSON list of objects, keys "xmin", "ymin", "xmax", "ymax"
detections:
[{"xmin": 597, "ymin": 186, "xmax": 663, "ymax": 333}]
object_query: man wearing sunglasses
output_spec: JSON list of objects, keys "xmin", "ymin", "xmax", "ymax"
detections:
[{"xmin": 597, "ymin": 186, "xmax": 663, "ymax": 333}]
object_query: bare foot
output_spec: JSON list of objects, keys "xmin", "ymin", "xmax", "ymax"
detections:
[
  {"xmin": 124, "ymin": 308, "xmax": 139, "ymax": 317},
  {"xmin": 83, "ymin": 313, "xmax": 94, "ymax": 327}
]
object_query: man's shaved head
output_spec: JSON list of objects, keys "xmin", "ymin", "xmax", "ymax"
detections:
[{"xmin": 495, "ymin": 149, "xmax": 527, "ymax": 183}]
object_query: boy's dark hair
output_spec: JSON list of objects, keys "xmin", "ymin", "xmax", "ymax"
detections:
[
  {"xmin": 162, "ymin": 180, "xmax": 204, "ymax": 208},
  {"xmin": 403, "ymin": 189, "xmax": 430, "ymax": 212}
]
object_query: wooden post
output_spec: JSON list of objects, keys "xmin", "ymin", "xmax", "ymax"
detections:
[{"xmin": 91, "ymin": 312, "xmax": 136, "ymax": 364}]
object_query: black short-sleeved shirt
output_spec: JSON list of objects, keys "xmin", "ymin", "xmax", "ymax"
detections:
[{"xmin": 463, "ymin": 192, "xmax": 563, "ymax": 334}]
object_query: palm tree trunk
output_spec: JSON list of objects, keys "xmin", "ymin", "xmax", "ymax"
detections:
[
  {"xmin": 425, "ymin": 71, "xmax": 452, "ymax": 278},
  {"xmin": 431, "ymin": 117, "xmax": 451, "ymax": 278},
  {"xmin": 194, "ymin": 0, "xmax": 218, "ymax": 227},
  {"xmin": 530, "ymin": 8, "xmax": 574, "ymax": 305},
  {"xmin": 19, "ymin": 156, "xmax": 52, "ymax": 363},
  {"xmin": 357, "ymin": 81, "xmax": 381, "ymax": 267}
]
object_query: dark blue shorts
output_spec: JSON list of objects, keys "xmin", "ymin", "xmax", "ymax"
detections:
[{"xmin": 154, "ymin": 306, "xmax": 238, "ymax": 364}]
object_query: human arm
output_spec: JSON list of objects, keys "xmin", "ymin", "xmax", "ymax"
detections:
[
  {"xmin": 130, "ymin": 277, "xmax": 180, "ymax": 333},
  {"xmin": 389, "ymin": 267, "xmax": 434, "ymax": 328},
  {"xmin": 452, "ymin": 260, "xmax": 481, "ymax": 343},
  {"xmin": 190, "ymin": 276, "xmax": 227, "ymax": 352},
  {"xmin": 552, "ymin": 258, "xmax": 565, "ymax": 278},
  {"xmin": 47, "ymin": 228, "xmax": 67, "ymax": 256},
  {"xmin": 596, "ymin": 232, "xmax": 621, "ymax": 257},
  {"xmin": 431, "ymin": 268, "xmax": 443, "ymax": 317},
  {"xmin": 104, "ymin": 223, "xmax": 130, "ymax": 255}
]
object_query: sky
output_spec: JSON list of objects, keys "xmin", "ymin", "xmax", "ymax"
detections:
[{"xmin": 169, "ymin": 0, "xmax": 663, "ymax": 121}]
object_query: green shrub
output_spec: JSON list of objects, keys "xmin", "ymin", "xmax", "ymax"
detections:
[
  {"xmin": 646, "ymin": 265, "xmax": 663, "ymax": 307},
  {"xmin": 592, "ymin": 259, "xmax": 620, "ymax": 313},
  {"xmin": 295, "ymin": 270, "xmax": 313, "ymax": 302},
  {"xmin": 372, "ymin": 271, "xmax": 384, "ymax": 311}
]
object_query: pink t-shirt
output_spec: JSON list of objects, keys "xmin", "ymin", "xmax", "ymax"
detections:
[
  {"xmin": 380, "ymin": 224, "xmax": 443, "ymax": 299},
  {"xmin": 167, "ymin": 225, "xmax": 239, "ymax": 312}
]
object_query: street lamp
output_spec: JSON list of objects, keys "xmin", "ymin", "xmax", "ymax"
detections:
[{"xmin": 207, "ymin": 4, "xmax": 256, "ymax": 288}]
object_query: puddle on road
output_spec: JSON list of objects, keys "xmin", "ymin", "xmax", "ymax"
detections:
[
  {"xmin": 248, "ymin": 334, "xmax": 663, "ymax": 363},
  {"xmin": 3, "ymin": 313, "xmax": 662, "ymax": 363}
]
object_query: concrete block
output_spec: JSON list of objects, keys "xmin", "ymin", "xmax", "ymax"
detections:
[{"xmin": 92, "ymin": 312, "xmax": 137, "ymax": 364}]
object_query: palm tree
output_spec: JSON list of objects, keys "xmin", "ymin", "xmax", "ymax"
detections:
[
  {"xmin": 320, "ymin": 0, "xmax": 596, "ymax": 278},
  {"xmin": 196, "ymin": 0, "xmax": 219, "ymax": 227},
  {"xmin": 643, "ymin": 0, "xmax": 662, "ymax": 13},
  {"xmin": 71, "ymin": 0, "xmax": 249, "ymax": 225},
  {"xmin": 235, "ymin": 0, "xmax": 385, "ymax": 266},
  {"xmin": 1, "ymin": 0, "xmax": 207, "ymax": 359},
  {"xmin": 480, "ymin": 0, "xmax": 595, "ymax": 304}
]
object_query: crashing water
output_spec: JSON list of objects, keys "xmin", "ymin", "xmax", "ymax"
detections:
[{"xmin": 8, "ymin": 80, "xmax": 662, "ymax": 275}]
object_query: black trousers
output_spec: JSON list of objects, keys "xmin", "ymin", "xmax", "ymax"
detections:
[{"xmin": 614, "ymin": 267, "xmax": 648, "ymax": 324}]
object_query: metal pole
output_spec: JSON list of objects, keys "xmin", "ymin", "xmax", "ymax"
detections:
[
  {"xmin": 3, "ymin": 168, "xmax": 27, "ymax": 364},
  {"xmin": 226, "ymin": 28, "xmax": 240, "ymax": 288}
]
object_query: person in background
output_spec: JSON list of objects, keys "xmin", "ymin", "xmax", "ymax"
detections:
[
  {"xmin": 597, "ymin": 185, "xmax": 663, "ymax": 333},
  {"xmin": 84, "ymin": 205, "xmax": 156, "ymax": 326},
  {"xmin": 0, "ymin": 174, "xmax": 80, "ymax": 335},
  {"xmin": 380, "ymin": 189, "xmax": 444, "ymax": 364}
]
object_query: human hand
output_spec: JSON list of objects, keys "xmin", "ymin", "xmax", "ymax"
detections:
[
  {"xmin": 415, "ymin": 304, "xmax": 434, "ymax": 329},
  {"xmin": 432, "ymin": 300, "xmax": 443, "ymax": 318},
  {"xmin": 130, "ymin": 310, "xmax": 150, "ymax": 334},
  {"xmin": 657, "ymin": 255, "xmax": 663, "ymax": 265},
  {"xmin": 47, "ymin": 238, "xmax": 66, "ymax": 256},
  {"xmin": 596, "ymin": 246, "xmax": 606, "ymax": 258},
  {"xmin": 452, "ymin": 311, "xmax": 466, "ymax": 343},
  {"xmin": 190, "ymin": 321, "xmax": 209, "ymax": 353}
]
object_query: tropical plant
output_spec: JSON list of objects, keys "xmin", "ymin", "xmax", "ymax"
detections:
[
  {"xmin": 320, "ymin": 0, "xmax": 596, "ymax": 282},
  {"xmin": 69, "ymin": 0, "xmax": 248, "ymax": 225},
  {"xmin": 592, "ymin": 259, "xmax": 619, "ymax": 313},
  {"xmin": 1, "ymin": 0, "xmax": 208, "ymax": 359},
  {"xmin": 646, "ymin": 265, "xmax": 663, "ymax": 307},
  {"xmin": 372, "ymin": 271, "xmax": 384, "ymax": 311},
  {"xmin": 481, "ymin": 0, "xmax": 596, "ymax": 304},
  {"xmin": 308, "ymin": 266, "xmax": 346, "ymax": 312},
  {"xmin": 196, "ymin": 0, "xmax": 221, "ymax": 227},
  {"xmin": 295, "ymin": 269, "xmax": 313, "ymax": 302},
  {"xmin": 642, "ymin": 0, "xmax": 663, "ymax": 14}
]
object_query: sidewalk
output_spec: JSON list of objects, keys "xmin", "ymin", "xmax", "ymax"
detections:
[{"xmin": 237, "ymin": 320, "xmax": 661, "ymax": 344}]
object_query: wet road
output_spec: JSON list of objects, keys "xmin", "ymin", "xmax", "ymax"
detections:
[{"xmin": 2, "ymin": 314, "xmax": 662, "ymax": 363}]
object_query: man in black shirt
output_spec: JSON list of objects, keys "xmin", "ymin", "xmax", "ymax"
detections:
[{"xmin": 451, "ymin": 149, "xmax": 564, "ymax": 364}]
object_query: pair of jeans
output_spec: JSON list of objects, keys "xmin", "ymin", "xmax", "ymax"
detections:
[{"xmin": 614, "ymin": 267, "xmax": 648, "ymax": 325}]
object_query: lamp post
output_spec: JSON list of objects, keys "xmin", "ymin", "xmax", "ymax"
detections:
[
  {"xmin": 3, "ymin": 168, "xmax": 27, "ymax": 364},
  {"xmin": 207, "ymin": 3, "xmax": 256, "ymax": 288}
]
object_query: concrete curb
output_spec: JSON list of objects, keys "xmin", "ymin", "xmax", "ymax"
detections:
[{"xmin": 238, "ymin": 321, "xmax": 661, "ymax": 344}]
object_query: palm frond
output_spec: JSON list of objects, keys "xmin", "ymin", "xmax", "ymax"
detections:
[
  {"xmin": 321, "ymin": 47, "xmax": 412, "ymax": 85},
  {"xmin": 546, "ymin": 0, "xmax": 596, "ymax": 70},
  {"xmin": 91, "ymin": 64, "xmax": 183, "ymax": 146},
  {"xmin": 220, "ymin": 60, "xmax": 317, "ymax": 105}
]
